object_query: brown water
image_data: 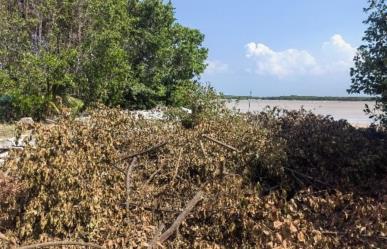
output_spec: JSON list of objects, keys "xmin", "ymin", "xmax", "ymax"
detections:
[{"xmin": 226, "ymin": 100, "xmax": 375, "ymax": 127}]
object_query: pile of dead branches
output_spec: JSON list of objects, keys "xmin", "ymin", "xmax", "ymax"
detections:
[{"xmin": 0, "ymin": 107, "xmax": 385, "ymax": 248}]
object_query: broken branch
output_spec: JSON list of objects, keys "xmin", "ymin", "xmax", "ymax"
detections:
[
  {"xmin": 17, "ymin": 241, "xmax": 106, "ymax": 249},
  {"xmin": 146, "ymin": 169, "xmax": 161, "ymax": 185},
  {"xmin": 126, "ymin": 157, "xmax": 138, "ymax": 211},
  {"xmin": 148, "ymin": 224, "xmax": 166, "ymax": 249},
  {"xmin": 202, "ymin": 134, "xmax": 240, "ymax": 152},
  {"xmin": 171, "ymin": 148, "xmax": 183, "ymax": 186},
  {"xmin": 284, "ymin": 167, "xmax": 329, "ymax": 186},
  {"xmin": 155, "ymin": 191, "xmax": 204, "ymax": 245},
  {"xmin": 120, "ymin": 142, "xmax": 168, "ymax": 161}
]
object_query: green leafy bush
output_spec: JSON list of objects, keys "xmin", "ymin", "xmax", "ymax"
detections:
[{"xmin": 0, "ymin": 0, "xmax": 208, "ymax": 119}]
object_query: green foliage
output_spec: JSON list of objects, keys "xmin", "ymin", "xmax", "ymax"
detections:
[
  {"xmin": 348, "ymin": 0, "xmax": 387, "ymax": 125},
  {"xmin": 166, "ymin": 84, "xmax": 225, "ymax": 128},
  {"xmin": 0, "ymin": 0, "xmax": 208, "ymax": 119}
]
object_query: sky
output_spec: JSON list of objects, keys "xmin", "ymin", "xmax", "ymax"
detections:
[{"xmin": 171, "ymin": 0, "xmax": 369, "ymax": 97}]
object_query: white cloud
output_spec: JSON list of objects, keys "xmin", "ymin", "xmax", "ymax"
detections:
[
  {"xmin": 246, "ymin": 43, "xmax": 319, "ymax": 78},
  {"xmin": 205, "ymin": 60, "xmax": 229, "ymax": 74},
  {"xmin": 246, "ymin": 34, "xmax": 357, "ymax": 78},
  {"xmin": 321, "ymin": 34, "xmax": 357, "ymax": 73}
]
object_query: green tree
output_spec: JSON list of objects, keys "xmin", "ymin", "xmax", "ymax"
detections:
[
  {"xmin": 0, "ymin": 0, "xmax": 208, "ymax": 119},
  {"xmin": 348, "ymin": 0, "xmax": 387, "ymax": 125}
]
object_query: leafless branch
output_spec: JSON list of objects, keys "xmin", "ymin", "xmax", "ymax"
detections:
[
  {"xmin": 126, "ymin": 157, "xmax": 138, "ymax": 210},
  {"xmin": 154, "ymin": 191, "xmax": 204, "ymax": 246},
  {"xmin": 120, "ymin": 142, "xmax": 168, "ymax": 161},
  {"xmin": 148, "ymin": 224, "xmax": 165, "ymax": 249},
  {"xmin": 199, "ymin": 141, "xmax": 207, "ymax": 159},
  {"xmin": 284, "ymin": 167, "xmax": 329, "ymax": 186},
  {"xmin": 171, "ymin": 148, "xmax": 183, "ymax": 186},
  {"xmin": 146, "ymin": 169, "xmax": 161, "ymax": 184},
  {"xmin": 17, "ymin": 241, "xmax": 106, "ymax": 249},
  {"xmin": 202, "ymin": 134, "xmax": 240, "ymax": 152}
]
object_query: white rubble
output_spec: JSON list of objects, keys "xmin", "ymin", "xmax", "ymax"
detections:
[
  {"xmin": 17, "ymin": 117, "xmax": 34, "ymax": 127},
  {"xmin": 0, "ymin": 132, "xmax": 35, "ymax": 167}
]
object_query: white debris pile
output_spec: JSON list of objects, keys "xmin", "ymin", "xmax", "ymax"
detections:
[{"xmin": 128, "ymin": 107, "xmax": 191, "ymax": 120}]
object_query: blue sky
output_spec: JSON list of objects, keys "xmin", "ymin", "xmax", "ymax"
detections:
[{"xmin": 171, "ymin": 0, "xmax": 369, "ymax": 96}]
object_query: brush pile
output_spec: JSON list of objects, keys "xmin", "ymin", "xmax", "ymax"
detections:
[{"xmin": 0, "ymin": 107, "xmax": 386, "ymax": 248}]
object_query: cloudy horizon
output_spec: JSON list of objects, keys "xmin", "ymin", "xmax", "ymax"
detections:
[{"xmin": 172, "ymin": 0, "xmax": 368, "ymax": 97}]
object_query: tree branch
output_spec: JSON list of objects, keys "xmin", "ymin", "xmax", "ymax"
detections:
[
  {"xmin": 171, "ymin": 148, "xmax": 183, "ymax": 186},
  {"xmin": 17, "ymin": 241, "xmax": 106, "ymax": 249},
  {"xmin": 202, "ymin": 134, "xmax": 240, "ymax": 152},
  {"xmin": 120, "ymin": 142, "xmax": 168, "ymax": 161},
  {"xmin": 154, "ymin": 191, "xmax": 204, "ymax": 246},
  {"xmin": 126, "ymin": 157, "xmax": 138, "ymax": 211},
  {"xmin": 148, "ymin": 224, "xmax": 165, "ymax": 249}
]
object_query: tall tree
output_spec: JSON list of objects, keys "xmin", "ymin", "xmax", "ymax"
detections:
[
  {"xmin": 0, "ymin": 0, "xmax": 208, "ymax": 119},
  {"xmin": 348, "ymin": 0, "xmax": 387, "ymax": 125}
]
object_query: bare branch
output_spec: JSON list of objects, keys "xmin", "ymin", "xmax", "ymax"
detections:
[
  {"xmin": 148, "ymin": 224, "xmax": 165, "ymax": 249},
  {"xmin": 120, "ymin": 142, "xmax": 168, "ymax": 161},
  {"xmin": 284, "ymin": 167, "xmax": 329, "ymax": 186},
  {"xmin": 146, "ymin": 169, "xmax": 161, "ymax": 185},
  {"xmin": 171, "ymin": 148, "xmax": 183, "ymax": 186},
  {"xmin": 17, "ymin": 241, "xmax": 106, "ymax": 249},
  {"xmin": 156, "ymin": 191, "xmax": 204, "ymax": 245},
  {"xmin": 126, "ymin": 157, "xmax": 138, "ymax": 211},
  {"xmin": 199, "ymin": 141, "xmax": 207, "ymax": 159},
  {"xmin": 202, "ymin": 134, "xmax": 240, "ymax": 152}
]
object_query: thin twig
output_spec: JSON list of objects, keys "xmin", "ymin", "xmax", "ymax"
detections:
[
  {"xmin": 126, "ymin": 157, "xmax": 138, "ymax": 211},
  {"xmin": 148, "ymin": 224, "xmax": 166, "ymax": 249},
  {"xmin": 17, "ymin": 241, "xmax": 106, "ymax": 249},
  {"xmin": 146, "ymin": 169, "xmax": 161, "ymax": 184},
  {"xmin": 202, "ymin": 134, "xmax": 240, "ymax": 152},
  {"xmin": 199, "ymin": 140, "xmax": 208, "ymax": 159},
  {"xmin": 120, "ymin": 142, "xmax": 168, "ymax": 161},
  {"xmin": 171, "ymin": 148, "xmax": 183, "ymax": 186},
  {"xmin": 284, "ymin": 167, "xmax": 329, "ymax": 186},
  {"xmin": 156, "ymin": 191, "xmax": 204, "ymax": 245},
  {"xmin": 111, "ymin": 164, "xmax": 126, "ymax": 175},
  {"xmin": 291, "ymin": 171, "xmax": 305, "ymax": 186}
]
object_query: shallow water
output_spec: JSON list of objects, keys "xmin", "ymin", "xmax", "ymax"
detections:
[{"xmin": 226, "ymin": 99, "xmax": 375, "ymax": 127}]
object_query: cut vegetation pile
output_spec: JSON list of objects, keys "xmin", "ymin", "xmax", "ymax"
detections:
[{"xmin": 0, "ymin": 107, "xmax": 386, "ymax": 248}]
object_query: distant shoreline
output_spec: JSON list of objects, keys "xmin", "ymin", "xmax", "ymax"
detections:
[{"xmin": 223, "ymin": 95, "xmax": 376, "ymax": 102}]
